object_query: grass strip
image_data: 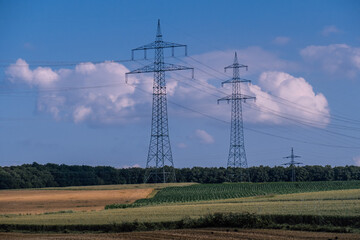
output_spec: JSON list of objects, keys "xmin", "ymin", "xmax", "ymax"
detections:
[{"xmin": 0, "ymin": 213, "xmax": 359, "ymax": 233}]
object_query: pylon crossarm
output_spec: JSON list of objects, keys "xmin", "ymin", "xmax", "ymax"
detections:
[
  {"xmin": 240, "ymin": 95, "xmax": 256, "ymax": 101},
  {"xmin": 127, "ymin": 63, "xmax": 193, "ymax": 75},
  {"xmin": 283, "ymin": 156, "xmax": 301, "ymax": 159},
  {"xmin": 221, "ymin": 78, "xmax": 251, "ymax": 86},
  {"xmin": 225, "ymin": 63, "xmax": 248, "ymax": 71},
  {"xmin": 126, "ymin": 64, "xmax": 155, "ymax": 75},
  {"xmin": 218, "ymin": 94, "xmax": 255, "ymax": 103},
  {"xmin": 131, "ymin": 42, "xmax": 187, "ymax": 60},
  {"xmin": 160, "ymin": 63, "xmax": 193, "ymax": 72},
  {"xmin": 132, "ymin": 41, "xmax": 186, "ymax": 51},
  {"xmin": 234, "ymin": 94, "xmax": 256, "ymax": 101},
  {"xmin": 217, "ymin": 95, "xmax": 232, "ymax": 104}
]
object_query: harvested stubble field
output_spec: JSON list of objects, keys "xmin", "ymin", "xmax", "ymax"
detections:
[
  {"xmin": 0, "ymin": 183, "xmax": 194, "ymax": 214},
  {"xmin": 1, "ymin": 229, "xmax": 360, "ymax": 240},
  {"xmin": 0, "ymin": 189, "xmax": 153, "ymax": 214}
]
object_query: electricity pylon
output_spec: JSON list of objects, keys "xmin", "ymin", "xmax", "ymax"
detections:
[
  {"xmin": 218, "ymin": 52, "xmax": 255, "ymax": 179},
  {"xmin": 126, "ymin": 20, "xmax": 193, "ymax": 183},
  {"xmin": 283, "ymin": 147, "xmax": 302, "ymax": 182}
]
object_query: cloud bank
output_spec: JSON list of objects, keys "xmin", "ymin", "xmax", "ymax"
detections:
[
  {"xmin": 247, "ymin": 71, "xmax": 329, "ymax": 125},
  {"xmin": 6, "ymin": 47, "xmax": 330, "ymax": 127},
  {"xmin": 172, "ymin": 49, "xmax": 329, "ymax": 126},
  {"xmin": 301, "ymin": 44, "xmax": 360, "ymax": 78},
  {"xmin": 6, "ymin": 59, "xmax": 145, "ymax": 124}
]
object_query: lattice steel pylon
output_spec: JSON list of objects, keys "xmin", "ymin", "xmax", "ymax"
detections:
[
  {"xmin": 126, "ymin": 20, "xmax": 193, "ymax": 183},
  {"xmin": 218, "ymin": 52, "xmax": 255, "ymax": 174},
  {"xmin": 282, "ymin": 147, "xmax": 302, "ymax": 182}
]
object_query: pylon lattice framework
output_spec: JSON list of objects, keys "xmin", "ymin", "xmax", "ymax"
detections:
[
  {"xmin": 218, "ymin": 52, "xmax": 255, "ymax": 172},
  {"xmin": 126, "ymin": 20, "xmax": 193, "ymax": 183},
  {"xmin": 282, "ymin": 147, "xmax": 302, "ymax": 182}
]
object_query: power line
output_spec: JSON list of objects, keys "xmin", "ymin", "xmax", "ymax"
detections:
[
  {"xmin": 127, "ymin": 81, "xmax": 360, "ymax": 150},
  {"xmin": 2, "ymin": 52, "xmax": 360, "ymax": 150},
  {"xmin": 129, "ymin": 58, "xmax": 360, "ymax": 149},
  {"xmin": 0, "ymin": 59, "xmax": 134, "ymax": 68},
  {"xmin": 133, "ymin": 59, "xmax": 222, "ymax": 99},
  {"xmin": 170, "ymin": 27, "xmax": 360, "ymax": 127},
  {"xmin": 161, "ymin": 57, "xmax": 360, "ymax": 144},
  {"xmin": 0, "ymin": 83, "xmax": 126, "ymax": 95},
  {"xmin": 179, "ymin": 55, "xmax": 360, "ymax": 126},
  {"xmin": 3, "ymin": 55, "xmax": 360, "ymax": 147},
  {"xmin": 245, "ymin": 103, "xmax": 360, "ymax": 141},
  {"xmin": 3, "ymin": 53, "xmax": 360, "ymax": 127}
]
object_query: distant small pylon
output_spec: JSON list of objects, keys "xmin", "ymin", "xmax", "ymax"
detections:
[
  {"xmin": 282, "ymin": 147, "xmax": 302, "ymax": 182},
  {"xmin": 218, "ymin": 52, "xmax": 255, "ymax": 180}
]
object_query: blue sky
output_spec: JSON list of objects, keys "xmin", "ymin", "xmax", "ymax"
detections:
[{"xmin": 1, "ymin": 0, "xmax": 360, "ymax": 168}]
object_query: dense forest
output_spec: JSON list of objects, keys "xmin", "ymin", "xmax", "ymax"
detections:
[{"xmin": 0, "ymin": 162, "xmax": 360, "ymax": 189}]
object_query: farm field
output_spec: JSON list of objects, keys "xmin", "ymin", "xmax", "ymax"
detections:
[
  {"xmin": 1, "ymin": 228, "xmax": 360, "ymax": 240},
  {"xmin": 1, "ymin": 185, "xmax": 359, "ymax": 225},
  {"xmin": 132, "ymin": 181, "xmax": 360, "ymax": 206},
  {"xmin": 0, "ymin": 189, "xmax": 153, "ymax": 214},
  {"xmin": 0, "ymin": 183, "xmax": 195, "ymax": 214}
]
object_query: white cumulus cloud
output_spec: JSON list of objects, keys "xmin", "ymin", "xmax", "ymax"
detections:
[
  {"xmin": 6, "ymin": 59, "xmax": 148, "ymax": 125},
  {"xmin": 321, "ymin": 25, "xmax": 341, "ymax": 36},
  {"xmin": 273, "ymin": 36, "xmax": 290, "ymax": 45},
  {"xmin": 73, "ymin": 106, "xmax": 92, "ymax": 123},
  {"xmin": 195, "ymin": 129, "xmax": 215, "ymax": 144},
  {"xmin": 300, "ymin": 44, "xmax": 360, "ymax": 78},
  {"xmin": 170, "ymin": 50, "xmax": 329, "ymax": 126},
  {"xmin": 246, "ymin": 71, "xmax": 330, "ymax": 125},
  {"xmin": 6, "ymin": 59, "xmax": 59, "ymax": 86}
]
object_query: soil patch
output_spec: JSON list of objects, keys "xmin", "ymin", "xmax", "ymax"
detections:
[
  {"xmin": 0, "ymin": 188, "xmax": 153, "ymax": 214},
  {"xmin": 0, "ymin": 228, "xmax": 359, "ymax": 240}
]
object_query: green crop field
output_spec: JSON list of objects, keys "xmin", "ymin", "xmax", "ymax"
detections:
[{"xmin": 107, "ymin": 181, "xmax": 360, "ymax": 208}]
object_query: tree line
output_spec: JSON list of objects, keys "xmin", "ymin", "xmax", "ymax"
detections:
[{"xmin": 0, "ymin": 162, "xmax": 359, "ymax": 189}]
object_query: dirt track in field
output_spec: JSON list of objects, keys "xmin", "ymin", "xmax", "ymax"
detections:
[
  {"xmin": 0, "ymin": 229, "xmax": 359, "ymax": 240},
  {"xmin": 0, "ymin": 188, "xmax": 153, "ymax": 214}
]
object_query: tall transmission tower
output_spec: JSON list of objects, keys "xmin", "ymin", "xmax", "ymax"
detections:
[
  {"xmin": 218, "ymin": 52, "xmax": 255, "ymax": 177},
  {"xmin": 282, "ymin": 147, "xmax": 302, "ymax": 182},
  {"xmin": 126, "ymin": 20, "xmax": 193, "ymax": 183}
]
